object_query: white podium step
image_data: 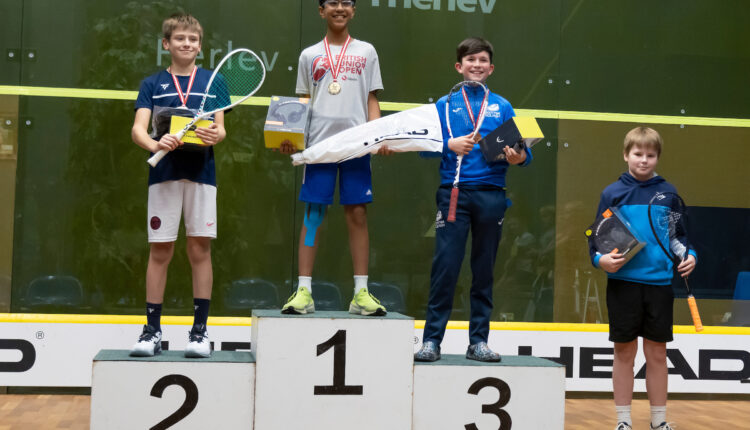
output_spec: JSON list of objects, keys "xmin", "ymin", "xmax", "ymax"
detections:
[
  {"xmin": 413, "ymin": 354, "xmax": 566, "ymax": 430},
  {"xmin": 251, "ymin": 310, "xmax": 414, "ymax": 430},
  {"xmin": 90, "ymin": 350, "xmax": 255, "ymax": 430}
]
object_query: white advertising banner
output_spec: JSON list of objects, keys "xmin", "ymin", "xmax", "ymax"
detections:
[{"xmin": 0, "ymin": 314, "xmax": 748, "ymax": 393}]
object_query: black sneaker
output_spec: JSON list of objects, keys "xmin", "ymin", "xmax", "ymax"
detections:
[
  {"xmin": 130, "ymin": 325, "xmax": 162, "ymax": 357},
  {"xmin": 185, "ymin": 324, "xmax": 211, "ymax": 358}
]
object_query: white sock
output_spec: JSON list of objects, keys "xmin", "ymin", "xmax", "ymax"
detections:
[
  {"xmin": 298, "ymin": 276, "xmax": 312, "ymax": 294},
  {"xmin": 354, "ymin": 275, "xmax": 368, "ymax": 294},
  {"xmin": 650, "ymin": 405, "xmax": 666, "ymax": 428},
  {"xmin": 615, "ymin": 405, "xmax": 632, "ymax": 425}
]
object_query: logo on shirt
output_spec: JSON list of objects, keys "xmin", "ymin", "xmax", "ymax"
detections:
[
  {"xmin": 312, "ymin": 55, "xmax": 331, "ymax": 83},
  {"xmin": 487, "ymin": 103, "xmax": 500, "ymax": 112},
  {"xmin": 160, "ymin": 83, "xmax": 169, "ymax": 90},
  {"xmin": 452, "ymin": 107, "xmax": 463, "ymax": 113}
]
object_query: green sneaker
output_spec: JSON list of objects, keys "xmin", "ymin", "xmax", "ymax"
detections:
[
  {"xmin": 281, "ymin": 287, "xmax": 315, "ymax": 314},
  {"xmin": 349, "ymin": 288, "xmax": 387, "ymax": 316}
]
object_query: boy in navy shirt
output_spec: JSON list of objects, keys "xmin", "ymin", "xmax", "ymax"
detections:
[{"xmin": 130, "ymin": 13, "xmax": 226, "ymax": 358}]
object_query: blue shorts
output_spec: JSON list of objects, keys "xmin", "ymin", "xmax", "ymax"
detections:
[{"xmin": 299, "ymin": 155, "xmax": 373, "ymax": 205}]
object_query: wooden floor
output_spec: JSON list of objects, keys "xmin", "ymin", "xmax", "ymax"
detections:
[{"xmin": 0, "ymin": 395, "xmax": 748, "ymax": 429}]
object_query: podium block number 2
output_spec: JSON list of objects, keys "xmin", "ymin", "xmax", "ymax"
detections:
[
  {"xmin": 149, "ymin": 374, "xmax": 199, "ymax": 430},
  {"xmin": 314, "ymin": 330, "xmax": 363, "ymax": 395},
  {"xmin": 465, "ymin": 377, "xmax": 512, "ymax": 430}
]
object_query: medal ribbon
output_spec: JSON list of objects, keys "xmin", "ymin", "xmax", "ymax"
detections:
[
  {"xmin": 170, "ymin": 66, "xmax": 197, "ymax": 107},
  {"xmin": 461, "ymin": 85, "xmax": 489, "ymax": 136},
  {"xmin": 323, "ymin": 35, "xmax": 352, "ymax": 83}
]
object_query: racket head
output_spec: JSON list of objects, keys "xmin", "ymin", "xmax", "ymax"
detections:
[
  {"xmin": 647, "ymin": 191, "xmax": 690, "ymax": 262},
  {"xmin": 590, "ymin": 215, "xmax": 635, "ymax": 255},
  {"xmin": 444, "ymin": 80, "xmax": 489, "ymax": 139},
  {"xmin": 202, "ymin": 48, "xmax": 266, "ymax": 114}
]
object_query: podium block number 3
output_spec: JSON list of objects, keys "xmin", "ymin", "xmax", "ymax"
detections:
[
  {"xmin": 149, "ymin": 374, "xmax": 199, "ymax": 430},
  {"xmin": 314, "ymin": 330, "xmax": 363, "ymax": 395},
  {"xmin": 465, "ymin": 377, "xmax": 512, "ymax": 430}
]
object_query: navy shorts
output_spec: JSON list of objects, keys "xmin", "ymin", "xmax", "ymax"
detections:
[
  {"xmin": 299, "ymin": 154, "xmax": 372, "ymax": 205},
  {"xmin": 606, "ymin": 278, "xmax": 674, "ymax": 343}
]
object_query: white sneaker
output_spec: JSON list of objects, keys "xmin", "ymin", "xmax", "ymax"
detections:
[
  {"xmin": 615, "ymin": 423, "xmax": 633, "ymax": 430},
  {"xmin": 130, "ymin": 325, "xmax": 162, "ymax": 357},
  {"xmin": 184, "ymin": 324, "xmax": 211, "ymax": 358},
  {"xmin": 651, "ymin": 423, "xmax": 674, "ymax": 430}
]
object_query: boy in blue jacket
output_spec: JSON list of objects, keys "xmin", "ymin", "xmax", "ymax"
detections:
[
  {"xmin": 414, "ymin": 37, "xmax": 532, "ymax": 363},
  {"xmin": 589, "ymin": 127, "xmax": 696, "ymax": 430}
]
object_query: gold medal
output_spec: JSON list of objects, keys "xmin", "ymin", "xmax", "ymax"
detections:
[
  {"xmin": 323, "ymin": 35, "xmax": 351, "ymax": 97},
  {"xmin": 328, "ymin": 81, "xmax": 342, "ymax": 95}
]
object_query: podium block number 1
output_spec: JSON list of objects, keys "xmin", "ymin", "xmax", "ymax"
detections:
[
  {"xmin": 314, "ymin": 330, "xmax": 363, "ymax": 395},
  {"xmin": 465, "ymin": 377, "xmax": 512, "ymax": 430},
  {"xmin": 149, "ymin": 374, "xmax": 199, "ymax": 430}
]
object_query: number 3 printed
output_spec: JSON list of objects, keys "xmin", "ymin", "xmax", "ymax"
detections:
[{"xmin": 464, "ymin": 377, "xmax": 512, "ymax": 430}]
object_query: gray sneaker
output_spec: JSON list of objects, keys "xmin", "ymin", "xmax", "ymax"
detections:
[
  {"xmin": 414, "ymin": 340, "xmax": 441, "ymax": 362},
  {"xmin": 466, "ymin": 342, "xmax": 501, "ymax": 362},
  {"xmin": 615, "ymin": 423, "xmax": 633, "ymax": 430}
]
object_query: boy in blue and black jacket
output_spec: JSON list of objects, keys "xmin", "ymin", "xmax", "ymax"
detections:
[
  {"xmin": 589, "ymin": 127, "xmax": 696, "ymax": 430},
  {"xmin": 414, "ymin": 37, "xmax": 532, "ymax": 363}
]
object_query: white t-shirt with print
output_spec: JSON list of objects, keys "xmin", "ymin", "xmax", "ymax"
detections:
[{"xmin": 296, "ymin": 38, "xmax": 383, "ymax": 147}]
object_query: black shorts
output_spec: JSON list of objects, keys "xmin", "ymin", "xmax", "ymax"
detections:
[{"xmin": 606, "ymin": 278, "xmax": 674, "ymax": 343}]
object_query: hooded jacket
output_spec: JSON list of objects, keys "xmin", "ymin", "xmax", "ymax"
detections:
[{"xmin": 589, "ymin": 172, "xmax": 697, "ymax": 285}]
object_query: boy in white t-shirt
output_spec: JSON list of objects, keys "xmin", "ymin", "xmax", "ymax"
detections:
[{"xmin": 279, "ymin": 0, "xmax": 390, "ymax": 316}]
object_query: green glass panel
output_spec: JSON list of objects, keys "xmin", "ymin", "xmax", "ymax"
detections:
[
  {"xmin": 19, "ymin": 0, "xmax": 301, "ymax": 96},
  {"xmin": 0, "ymin": 0, "xmax": 23, "ymax": 85},
  {"xmin": 554, "ymin": 119, "xmax": 750, "ymax": 324},
  {"xmin": 559, "ymin": 0, "xmax": 750, "ymax": 118}
]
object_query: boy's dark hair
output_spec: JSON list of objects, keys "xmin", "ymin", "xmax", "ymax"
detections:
[
  {"xmin": 318, "ymin": 0, "xmax": 356, "ymax": 6},
  {"xmin": 456, "ymin": 37, "xmax": 494, "ymax": 63},
  {"xmin": 162, "ymin": 13, "xmax": 203, "ymax": 42}
]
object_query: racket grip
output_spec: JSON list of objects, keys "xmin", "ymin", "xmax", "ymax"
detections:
[
  {"xmin": 147, "ymin": 149, "xmax": 168, "ymax": 167},
  {"xmin": 687, "ymin": 295, "xmax": 704, "ymax": 332},
  {"xmin": 447, "ymin": 187, "xmax": 459, "ymax": 222}
]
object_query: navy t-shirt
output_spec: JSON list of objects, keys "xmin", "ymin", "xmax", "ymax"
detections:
[{"xmin": 135, "ymin": 68, "xmax": 217, "ymax": 186}]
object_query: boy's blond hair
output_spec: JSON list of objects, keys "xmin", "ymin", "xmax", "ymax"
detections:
[
  {"xmin": 162, "ymin": 13, "xmax": 203, "ymax": 42},
  {"xmin": 624, "ymin": 126, "xmax": 662, "ymax": 157}
]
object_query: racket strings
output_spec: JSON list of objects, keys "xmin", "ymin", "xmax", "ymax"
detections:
[
  {"xmin": 204, "ymin": 51, "xmax": 265, "ymax": 112},
  {"xmin": 656, "ymin": 197, "xmax": 689, "ymax": 260}
]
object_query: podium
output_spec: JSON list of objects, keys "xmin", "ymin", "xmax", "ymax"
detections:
[
  {"xmin": 90, "ymin": 312, "xmax": 567, "ymax": 429},
  {"xmin": 251, "ymin": 310, "xmax": 414, "ymax": 430},
  {"xmin": 413, "ymin": 354, "xmax": 566, "ymax": 430},
  {"xmin": 90, "ymin": 350, "xmax": 255, "ymax": 429}
]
